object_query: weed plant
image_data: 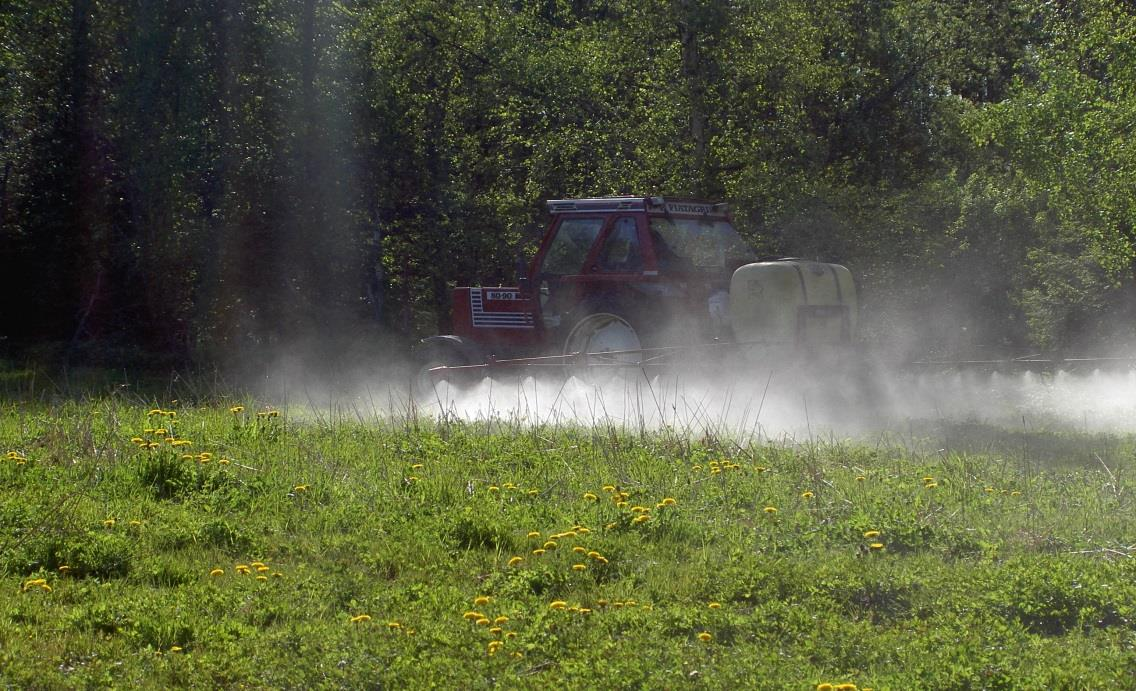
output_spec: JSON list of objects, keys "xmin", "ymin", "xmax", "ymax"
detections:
[{"xmin": 1, "ymin": 396, "xmax": 1135, "ymax": 688}]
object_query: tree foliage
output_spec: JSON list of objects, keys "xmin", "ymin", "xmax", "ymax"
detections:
[{"xmin": 2, "ymin": 0, "xmax": 1135, "ymax": 363}]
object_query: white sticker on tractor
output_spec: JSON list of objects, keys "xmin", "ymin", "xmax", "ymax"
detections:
[{"xmin": 471, "ymin": 290, "xmax": 534, "ymax": 329}]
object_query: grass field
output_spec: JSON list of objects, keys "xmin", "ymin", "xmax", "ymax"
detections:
[{"xmin": 2, "ymin": 389, "xmax": 1135, "ymax": 688}]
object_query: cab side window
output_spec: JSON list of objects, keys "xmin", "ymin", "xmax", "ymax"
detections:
[
  {"xmin": 539, "ymin": 218, "xmax": 604, "ymax": 276},
  {"xmin": 597, "ymin": 217, "xmax": 642, "ymax": 272}
]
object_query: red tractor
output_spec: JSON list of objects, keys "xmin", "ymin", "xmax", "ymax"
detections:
[{"xmin": 414, "ymin": 196, "xmax": 858, "ymax": 393}]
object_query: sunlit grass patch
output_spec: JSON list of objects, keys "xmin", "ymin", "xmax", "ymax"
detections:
[{"xmin": 0, "ymin": 399, "xmax": 1133, "ymax": 687}]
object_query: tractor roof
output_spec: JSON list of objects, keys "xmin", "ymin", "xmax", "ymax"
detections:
[{"xmin": 546, "ymin": 196, "xmax": 729, "ymax": 216}]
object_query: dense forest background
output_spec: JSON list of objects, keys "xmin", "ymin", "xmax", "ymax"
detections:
[{"xmin": 2, "ymin": 0, "xmax": 1136, "ymax": 369}]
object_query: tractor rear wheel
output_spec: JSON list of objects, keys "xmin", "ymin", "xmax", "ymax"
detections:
[{"xmin": 562, "ymin": 311, "xmax": 643, "ymax": 379}]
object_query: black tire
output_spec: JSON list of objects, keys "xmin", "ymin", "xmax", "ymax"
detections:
[
  {"xmin": 412, "ymin": 342, "xmax": 470, "ymax": 401},
  {"xmin": 561, "ymin": 303, "xmax": 651, "ymax": 383}
]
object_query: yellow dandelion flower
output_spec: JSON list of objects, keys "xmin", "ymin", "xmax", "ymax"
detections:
[
  {"xmin": 572, "ymin": 546, "xmax": 587, "ymax": 554},
  {"xmin": 697, "ymin": 632, "xmax": 712, "ymax": 642},
  {"xmin": 218, "ymin": 458, "xmax": 230, "ymax": 465},
  {"xmin": 616, "ymin": 501, "xmax": 629, "ymax": 508},
  {"xmin": 181, "ymin": 454, "xmax": 196, "ymax": 460},
  {"xmin": 632, "ymin": 515, "xmax": 649, "ymax": 525},
  {"xmin": 209, "ymin": 568, "xmax": 224, "ymax": 577},
  {"xmin": 984, "ymin": 486, "xmax": 995, "ymax": 493},
  {"xmin": 532, "ymin": 548, "xmax": 545, "ymax": 556},
  {"xmin": 549, "ymin": 601, "xmax": 567, "ymax": 609},
  {"xmin": 154, "ymin": 428, "xmax": 168, "ymax": 435},
  {"xmin": 256, "ymin": 565, "xmax": 270, "ymax": 573},
  {"xmin": 708, "ymin": 602, "xmax": 721, "ymax": 609},
  {"xmin": 1010, "ymin": 490, "xmax": 1021, "ymax": 496},
  {"xmin": 411, "ymin": 463, "xmax": 424, "ymax": 470},
  {"xmin": 229, "ymin": 406, "xmax": 245, "ymax": 414},
  {"xmin": 235, "ymin": 564, "xmax": 251, "ymax": 574},
  {"xmin": 855, "ymin": 475, "xmax": 866, "ymax": 482},
  {"xmin": 462, "ymin": 611, "xmax": 483, "ymax": 620},
  {"xmin": 22, "ymin": 578, "xmax": 46, "ymax": 591},
  {"xmin": 922, "ymin": 476, "xmax": 935, "ymax": 483},
  {"xmin": 568, "ymin": 605, "xmax": 579, "ymax": 612},
  {"xmin": 169, "ymin": 645, "xmax": 183, "ymax": 652},
  {"xmin": 543, "ymin": 540, "xmax": 557, "ymax": 550},
  {"xmin": 817, "ymin": 685, "xmax": 835, "ymax": 691},
  {"xmin": 255, "ymin": 575, "xmax": 268, "ymax": 582},
  {"xmin": 474, "ymin": 595, "xmax": 491, "ymax": 606},
  {"xmin": 662, "ymin": 497, "xmax": 677, "ymax": 506},
  {"xmin": 605, "ymin": 522, "xmax": 616, "ymax": 530},
  {"xmin": 102, "ymin": 518, "xmax": 115, "ymax": 528},
  {"xmin": 925, "ymin": 482, "xmax": 938, "ymax": 489},
  {"xmin": 475, "ymin": 618, "xmax": 490, "ymax": 626},
  {"xmin": 171, "ymin": 440, "xmax": 192, "ymax": 447},
  {"xmin": 625, "ymin": 599, "xmax": 637, "ymax": 606},
  {"xmin": 869, "ymin": 543, "xmax": 885, "ymax": 551},
  {"xmin": 587, "ymin": 551, "xmax": 601, "ymax": 559},
  {"xmin": 692, "ymin": 464, "xmax": 702, "ymax": 471},
  {"xmin": 130, "ymin": 437, "xmax": 144, "ymax": 445},
  {"xmin": 801, "ymin": 491, "xmax": 814, "ymax": 499},
  {"xmin": 503, "ymin": 482, "xmax": 516, "ymax": 489},
  {"xmin": 578, "ymin": 607, "xmax": 592, "ymax": 614},
  {"xmin": 489, "ymin": 626, "xmax": 502, "ymax": 635},
  {"xmin": 293, "ymin": 484, "xmax": 309, "ymax": 492},
  {"xmin": 494, "ymin": 615, "xmax": 508, "ymax": 625},
  {"xmin": 387, "ymin": 621, "xmax": 401, "ymax": 630},
  {"xmin": 526, "ymin": 531, "xmax": 541, "ymax": 539},
  {"xmin": 487, "ymin": 641, "xmax": 503, "ymax": 655},
  {"xmin": 58, "ymin": 565, "xmax": 71, "ymax": 574},
  {"xmin": 863, "ymin": 530, "xmax": 880, "ymax": 538},
  {"xmin": 527, "ymin": 489, "xmax": 539, "ymax": 496},
  {"xmin": 763, "ymin": 506, "xmax": 777, "ymax": 514},
  {"xmin": 504, "ymin": 631, "xmax": 517, "ymax": 639},
  {"xmin": 630, "ymin": 505, "xmax": 649, "ymax": 514},
  {"xmin": 572, "ymin": 564, "xmax": 587, "ymax": 571},
  {"xmin": 350, "ymin": 614, "xmax": 371, "ymax": 624},
  {"xmin": 602, "ymin": 484, "xmax": 616, "ymax": 492},
  {"xmin": 835, "ymin": 684, "xmax": 858, "ymax": 691},
  {"xmin": 596, "ymin": 556, "xmax": 609, "ymax": 564},
  {"xmin": 583, "ymin": 492, "xmax": 598, "ymax": 501},
  {"xmin": 146, "ymin": 442, "xmax": 161, "ymax": 449},
  {"xmin": 198, "ymin": 452, "xmax": 213, "ymax": 460},
  {"xmin": 487, "ymin": 485, "xmax": 500, "ymax": 493},
  {"xmin": 508, "ymin": 556, "xmax": 523, "ymax": 567},
  {"xmin": 40, "ymin": 583, "xmax": 52, "ymax": 592},
  {"xmin": 147, "ymin": 409, "xmax": 163, "ymax": 416},
  {"xmin": 561, "ymin": 530, "xmax": 578, "ymax": 538},
  {"xmin": 272, "ymin": 572, "xmax": 283, "ymax": 578},
  {"xmin": 596, "ymin": 599, "xmax": 609, "ymax": 607}
]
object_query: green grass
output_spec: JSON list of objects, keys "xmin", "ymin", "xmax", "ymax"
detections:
[{"xmin": 2, "ymin": 398, "xmax": 1135, "ymax": 688}]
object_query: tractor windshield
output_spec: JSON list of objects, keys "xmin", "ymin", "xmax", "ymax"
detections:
[{"xmin": 648, "ymin": 217, "xmax": 754, "ymax": 272}]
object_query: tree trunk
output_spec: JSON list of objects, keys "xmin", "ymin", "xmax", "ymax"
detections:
[{"xmin": 675, "ymin": 0, "xmax": 709, "ymax": 197}]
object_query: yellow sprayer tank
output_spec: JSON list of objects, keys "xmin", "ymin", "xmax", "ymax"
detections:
[{"xmin": 728, "ymin": 260, "xmax": 857, "ymax": 346}]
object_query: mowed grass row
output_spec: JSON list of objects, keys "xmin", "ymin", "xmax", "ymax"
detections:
[{"xmin": 1, "ymin": 400, "xmax": 1135, "ymax": 688}]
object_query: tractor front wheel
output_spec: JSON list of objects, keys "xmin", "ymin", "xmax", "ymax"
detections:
[{"xmin": 412, "ymin": 342, "xmax": 469, "ymax": 400}]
